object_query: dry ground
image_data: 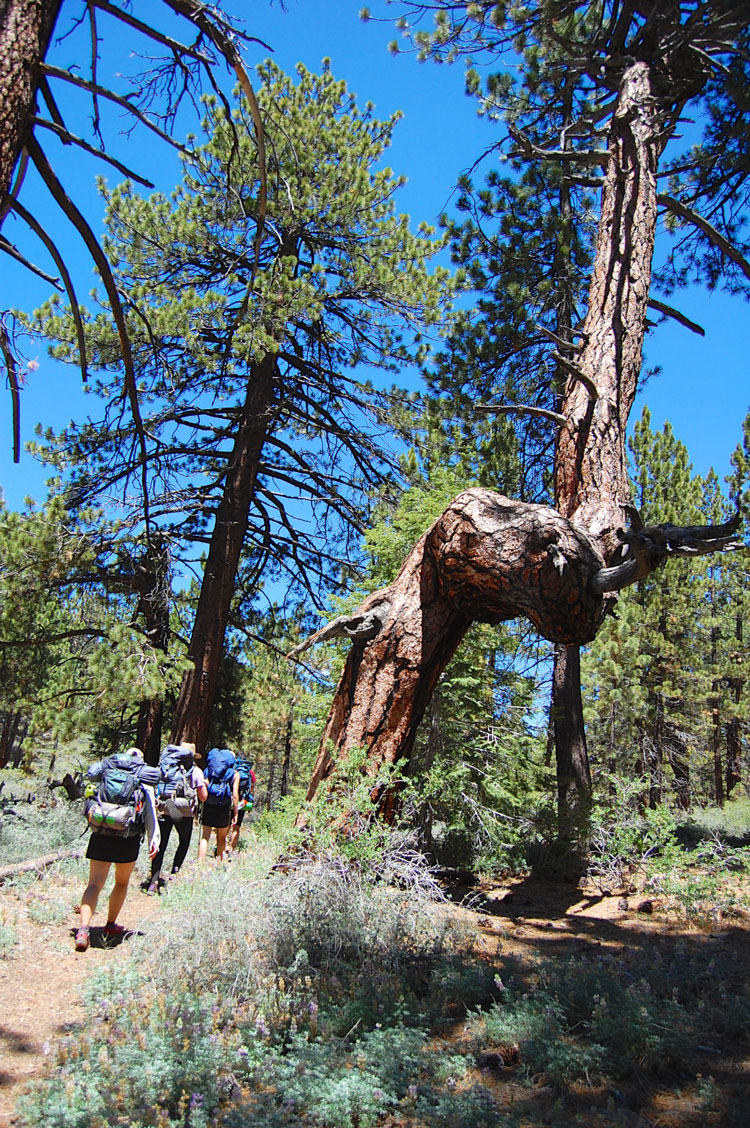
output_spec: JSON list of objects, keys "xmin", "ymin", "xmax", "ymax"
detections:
[{"xmin": 0, "ymin": 864, "xmax": 748, "ymax": 1127}]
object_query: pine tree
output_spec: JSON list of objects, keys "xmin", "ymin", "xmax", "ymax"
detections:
[
  {"xmin": 583, "ymin": 409, "xmax": 736, "ymax": 809},
  {"xmin": 29, "ymin": 60, "xmax": 452, "ymax": 759}
]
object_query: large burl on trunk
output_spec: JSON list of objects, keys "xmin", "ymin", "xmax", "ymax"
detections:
[{"xmin": 302, "ymin": 489, "xmax": 609, "ymax": 809}]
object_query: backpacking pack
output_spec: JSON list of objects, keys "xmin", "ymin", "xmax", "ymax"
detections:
[
  {"xmin": 235, "ymin": 757, "xmax": 255, "ymax": 803},
  {"xmin": 204, "ymin": 746, "xmax": 236, "ymax": 806},
  {"xmin": 84, "ymin": 753, "xmax": 157, "ymax": 837},
  {"xmin": 156, "ymin": 744, "xmax": 198, "ymax": 819}
]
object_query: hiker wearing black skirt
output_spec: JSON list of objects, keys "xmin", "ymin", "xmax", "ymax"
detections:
[
  {"xmin": 197, "ymin": 747, "xmax": 239, "ymax": 862},
  {"xmin": 75, "ymin": 746, "xmax": 160, "ymax": 952}
]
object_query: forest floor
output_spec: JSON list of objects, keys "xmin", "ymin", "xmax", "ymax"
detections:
[{"xmin": 0, "ymin": 861, "xmax": 749, "ymax": 1127}]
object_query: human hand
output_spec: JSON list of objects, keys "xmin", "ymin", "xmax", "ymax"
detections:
[{"xmin": 149, "ymin": 841, "xmax": 158, "ymax": 858}]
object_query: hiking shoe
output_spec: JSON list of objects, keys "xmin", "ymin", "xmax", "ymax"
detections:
[
  {"xmin": 146, "ymin": 882, "xmax": 159, "ymax": 896},
  {"xmin": 74, "ymin": 927, "xmax": 90, "ymax": 952},
  {"xmin": 103, "ymin": 921, "xmax": 128, "ymax": 937}
]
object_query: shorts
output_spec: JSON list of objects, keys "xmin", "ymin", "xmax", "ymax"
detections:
[
  {"xmin": 86, "ymin": 832, "xmax": 141, "ymax": 863},
  {"xmin": 201, "ymin": 802, "xmax": 232, "ymax": 829}
]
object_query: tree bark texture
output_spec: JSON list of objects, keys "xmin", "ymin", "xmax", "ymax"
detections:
[
  {"xmin": 0, "ymin": 0, "xmax": 62, "ymax": 222},
  {"xmin": 171, "ymin": 357, "xmax": 275, "ymax": 760},
  {"xmin": 555, "ymin": 62, "xmax": 665, "ymax": 554},
  {"xmin": 303, "ymin": 489, "xmax": 607, "ymax": 806},
  {"xmin": 550, "ymin": 643, "xmax": 591, "ymax": 844}
]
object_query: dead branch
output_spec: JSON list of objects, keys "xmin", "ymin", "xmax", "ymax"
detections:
[
  {"xmin": 591, "ymin": 514, "xmax": 745, "ymax": 593},
  {"xmin": 287, "ymin": 589, "xmax": 393, "ymax": 658},
  {"xmin": 473, "ymin": 403, "xmax": 567, "ymax": 426},
  {"xmin": 658, "ymin": 193, "xmax": 750, "ymax": 281},
  {"xmin": 648, "ymin": 297, "xmax": 705, "ymax": 335},
  {"xmin": 0, "ymin": 846, "xmax": 84, "ymax": 884},
  {"xmin": 0, "ymin": 320, "xmax": 20, "ymax": 462},
  {"xmin": 9, "ymin": 196, "xmax": 90, "ymax": 380}
]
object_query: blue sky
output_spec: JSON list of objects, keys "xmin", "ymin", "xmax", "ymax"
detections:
[{"xmin": 1, "ymin": 0, "xmax": 748, "ymax": 509}]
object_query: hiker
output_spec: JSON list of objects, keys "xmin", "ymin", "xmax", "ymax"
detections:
[
  {"xmin": 228, "ymin": 755, "xmax": 256, "ymax": 854},
  {"xmin": 75, "ymin": 746, "xmax": 160, "ymax": 952},
  {"xmin": 146, "ymin": 742, "xmax": 208, "ymax": 895},
  {"xmin": 198, "ymin": 746, "xmax": 238, "ymax": 862}
]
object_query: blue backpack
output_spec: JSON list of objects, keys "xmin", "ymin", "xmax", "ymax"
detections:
[{"xmin": 204, "ymin": 747, "xmax": 236, "ymax": 805}]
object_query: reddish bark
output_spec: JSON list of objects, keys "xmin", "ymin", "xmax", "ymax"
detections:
[
  {"xmin": 0, "ymin": 0, "xmax": 62, "ymax": 222},
  {"xmin": 304, "ymin": 490, "xmax": 607, "ymax": 803}
]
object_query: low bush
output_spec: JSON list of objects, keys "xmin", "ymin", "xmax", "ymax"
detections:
[{"xmin": 0, "ymin": 791, "xmax": 82, "ymax": 866}]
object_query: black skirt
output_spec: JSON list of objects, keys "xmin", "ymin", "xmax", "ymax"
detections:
[
  {"xmin": 86, "ymin": 832, "xmax": 141, "ymax": 863},
  {"xmin": 201, "ymin": 801, "xmax": 232, "ymax": 829}
]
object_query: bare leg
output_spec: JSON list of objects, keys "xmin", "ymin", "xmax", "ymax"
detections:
[
  {"xmin": 215, "ymin": 825, "xmax": 229, "ymax": 860},
  {"xmin": 198, "ymin": 824, "xmax": 212, "ymax": 861},
  {"xmin": 80, "ymin": 859, "xmax": 111, "ymax": 929},
  {"xmin": 106, "ymin": 860, "xmax": 137, "ymax": 925}
]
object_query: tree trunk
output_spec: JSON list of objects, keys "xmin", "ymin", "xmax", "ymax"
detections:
[
  {"xmin": 0, "ymin": 0, "xmax": 62, "ymax": 222},
  {"xmin": 134, "ymin": 540, "xmax": 172, "ymax": 765},
  {"xmin": 280, "ymin": 703, "xmax": 294, "ymax": 799},
  {"xmin": 301, "ymin": 62, "xmax": 668, "ymax": 833},
  {"xmin": 171, "ymin": 357, "xmax": 275, "ymax": 760},
  {"xmin": 302, "ymin": 491, "xmax": 607, "ymax": 814},
  {"xmin": 551, "ymin": 643, "xmax": 591, "ymax": 855}
]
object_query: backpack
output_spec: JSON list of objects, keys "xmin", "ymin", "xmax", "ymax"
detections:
[
  {"xmin": 235, "ymin": 757, "xmax": 255, "ymax": 803},
  {"xmin": 156, "ymin": 744, "xmax": 198, "ymax": 819},
  {"xmin": 84, "ymin": 753, "xmax": 158, "ymax": 837},
  {"xmin": 204, "ymin": 747, "xmax": 236, "ymax": 806}
]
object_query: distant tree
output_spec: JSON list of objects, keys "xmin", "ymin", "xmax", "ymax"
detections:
[
  {"xmin": 299, "ymin": 1, "xmax": 747, "ymax": 859},
  {"xmin": 583, "ymin": 410, "xmax": 709, "ymax": 809},
  {"xmin": 0, "ymin": 497, "xmax": 188, "ymax": 761},
  {"xmin": 30, "ymin": 60, "xmax": 451, "ymax": 759}
]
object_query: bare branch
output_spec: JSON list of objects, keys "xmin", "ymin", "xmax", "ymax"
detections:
[
  {"xmin": 592, "ymin": 514, "xmax": 745, "ymax": 594},
  {"xmin": 40, "ymin": 64, "xmax": 190, "ymax": 154},
  {"xmin": 32, "ymin": 117, "xmax": 155, "ymax": 187},
  {"xmin": 473, "ymin": 403, "xmax": 567, "ymax": 426},
  {"xmin": 287, "ymin": 589, "xmax": 393, "ymax": 658},
  {"xmin": 0, "ymin": 320, "xmax": 20, "ymax": 462},
  {"xmin": 9, "ymin": 196, "xmax": 90, "ymax": 381},
  {"xmin": 0, "ymin": 234, "xmax": 62, "ymax": 289},
  {"xmin": 552, "ymin": 352, "xmax": 600, "ymax": 401},
  {"xmin": 26, "ymin": 135, "xmax": 151, "ymax": 534},
  {"xmin": 647, "ymin": 297, "xmax": 705, "ymax": 335},
  {"xmin": 658, "ymin": 193, "xmax": 750, "ymax": 282},
  {"xmin": 507, "ymin": 123, "xmax": 609, "ymax": 167}
]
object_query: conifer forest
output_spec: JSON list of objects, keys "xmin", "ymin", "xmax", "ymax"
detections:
[{"xmin": 1, "ymin": 4, "xmax": 749, "ymax": 1127}]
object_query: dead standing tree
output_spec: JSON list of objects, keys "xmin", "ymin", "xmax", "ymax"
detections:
[{"xmin": 294, "ymin": 35, "xmax": 745, "ymax": 843}]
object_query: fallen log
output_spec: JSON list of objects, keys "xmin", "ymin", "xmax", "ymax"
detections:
[{"xmin": 0, "ymin": 845, "xmax": 84, "ymax": 883}]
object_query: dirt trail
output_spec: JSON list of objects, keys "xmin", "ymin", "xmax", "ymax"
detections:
[
  {"xmin": 0, "ymin": 881, "xmax": 162, "ymax": 1127},
  {"xmin": 1, "ymin": 868, "xmax": 749, "ymax": 1128}
]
